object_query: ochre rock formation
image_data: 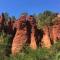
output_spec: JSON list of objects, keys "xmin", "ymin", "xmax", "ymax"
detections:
[
  {"xmin": 30, "ymin": 27, "xmax": 37, "ymax": 49},
  {"xmin": 50, "ymin": 16, "xmax": 60, "ymax": 43},
  {"xmin": 41, "ymin": 25, "xmax": 51, "ymax": 48},
  {"xmin": 0, "ymin": 13, "xmax": 5, "ymax": 31},
  {"xmin": 11, "ymin": 15, "xmax": 27, "ymax": 55},
  {"xmin": 27, "ymin": 15, "xmax": 37, "ymax": 49},
  {"xmin": 7, "ymin": 19, "xmax": 15, "ymax": 35},
  {"xmin": 40, "ymin": 15, "xmax": 60, "ymax": 47}
]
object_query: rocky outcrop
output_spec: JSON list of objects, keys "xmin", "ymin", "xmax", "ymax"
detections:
[
  {"xmin": 0, "ymin": 13, "xmax": 60, "ymax": 55},
  {"xmin": 40, "ymin": 15, "xmax": 60, "ymax": 48},
  {"xmin": 0, "ymin": 13, "xmax": 5, "ymax": 31},
  {"xmin": 41, "ymin": 25, "xmax": 51, "ymax": 48},
  {"xmin": 7, "ymin": 19, "xmax": 15, "ymax": 35},
  {"xmin": 27, "ymin": 15, "xmax": 37, "ymax": 49},
  {"xmin": 11, "ymin": 15, "xmax": 60, "ymax": 55},
  {"xmin": 50, "ymin": 16, "xmax": 60, "ymax": 43},
  {"xmin": 11, "ymin": 15, "xmax": 27, "ymax": 55}
]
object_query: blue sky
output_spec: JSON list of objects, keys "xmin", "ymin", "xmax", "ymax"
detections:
[{"xmin": 0, "ymin": 0, "xmax": 60, "ymax": 18}]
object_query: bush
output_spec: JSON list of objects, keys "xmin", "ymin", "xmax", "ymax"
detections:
[
  {"xmin": 0, "ymin": 32, "xmax": 11, "ymax": 59},
  {"xmin": 7, "ymin": 47, "xmax": 56, "ymax": 60}
]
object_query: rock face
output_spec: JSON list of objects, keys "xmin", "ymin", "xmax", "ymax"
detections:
[
  {"xmin": 0, "ymin": 13, "xmax": 5, "ymax": 31},
  {"xmin": 11, "ymin": 15, "xmax": 28, "ymax": 55},
  {"xmin": 11, "ymin": 15, "xmax": 38, "ymax": 55},
  {"xmin": 12, "ymin": 15, "xmax": 60, "ymax": 55},
  {"xmin": 50, "ymin": 16, "xmax": 60, "ymax": 43},
  {"xmin": 27, "ymin": 15, "xmax": 37, "ymax": 49},
  {"xmin": 30, "ymin": 28, "xmax": 37, "ymax": 49},
  {"xmin": 40, "ymin": 15, "xmax": 60, "ymax": 48},
  {"xmin": 7, "ymin": 19, "xmax": 15, "ymax": 35},
  {"xmin": 41, "ymin": 25, "xmax": 51, "ymax": 48}
]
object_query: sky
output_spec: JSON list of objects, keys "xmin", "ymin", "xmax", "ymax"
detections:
[{"xmin": 0, "ymin": 0, "xmax": 60, "ymax": 18}]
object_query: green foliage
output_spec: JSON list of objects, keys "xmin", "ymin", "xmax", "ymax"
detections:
[
  {"xmin": 36, "ymin": 10, "xmax": 57, "ymax": 29},
  {"xmin": 11, "ymin": 16, "xmax": 16, "ymax": 21},
  {"xmin": 52, "ymin": 41, "xmax": 60, "ymax": 52},
  {"xmin": 0, "ymin": 32, "xmax": 11, "ymax": 60},
  {"xmin": 21, "ymin": 12, "xmax": 28, "ymax": 16},
  {"xmin": 6, "ymin": 47, "xmax": 56, "ymax": 60}
]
